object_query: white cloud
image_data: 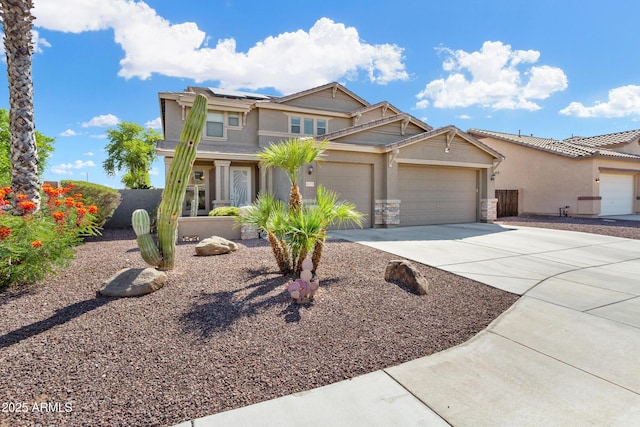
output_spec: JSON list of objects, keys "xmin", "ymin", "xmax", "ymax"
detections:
[
  {"xmin": 51, "ymin": 160, "xmax": 96, "ymax": 175},
  {"xmin": 81, "ymin": 114, "xmax": 120, "ymax": 128},
  {"xmin": 32, "ymin": 0, "xmax": 408, "ymax": 94},
  {"xmin": 416, "ymin": 41, "xmax": 568, "ymax": 111},
  {"xmin": 145, "ymin": 117, "xmax": 162, "ymax": 129},
  {"xmin": 60, "ymin": 129, "xmax": 77, "ymax": 137},
  {"xmin": 149, "ymin": 167, "xmax": 160, "ymax": 176},
  {"xmin": 32, "ymin": 30, "xmax": 51, "ymax": 54},
  {"xmin": 90, "ymin": 134, "xmax": 108, "ymax": 139},
  {"xmin": 559, "ymin": 85, "xmax": 640, "ymax": 118},
  {"xmin": 83, "ymin": 151, "xmax": 94, "ymax": 156},
  {"xmin": 457, "ymin": 114, "xmax": 471, "ymax": 119}
]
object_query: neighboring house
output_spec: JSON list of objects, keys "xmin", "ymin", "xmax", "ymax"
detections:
[
  {"xmin": 468, "ymin": 129, "xmax": 640, "ymax": 217},
  {"xmin": 157, "ymin": 82, "xmax": 503, "ymax": 228}
]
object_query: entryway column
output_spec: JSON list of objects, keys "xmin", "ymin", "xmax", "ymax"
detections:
[
  {"xmin": 258, "ymin": 163, "xmax": 272, "ymax": 194},
  {"xmin": 213, "ymin": 160, "xmax": 231, "ymax": 208}
]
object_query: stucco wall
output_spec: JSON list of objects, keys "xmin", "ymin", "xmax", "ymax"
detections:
[
  {"xmin": 105, "ymin": 189, "xmax": 163, "ymax": 228},
  {"xmin": 484, "ymin": 138, "xmax": 596, "ymax": 216},
  {"xmin": 282, "ymin": 88, "xmax": 366, "ymax": 112}
]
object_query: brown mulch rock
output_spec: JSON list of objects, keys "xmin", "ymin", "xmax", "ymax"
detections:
[
  {"xmin": 1, "ymin": 228, "xmax": 519, "ymax": 427},
  {"xmin": 497, "ymin": 215, "xmax": 640, "ymax": 240}
]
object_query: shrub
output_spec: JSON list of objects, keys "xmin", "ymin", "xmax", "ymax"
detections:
[
  {"xmin": 60, "ymin": 180, "xmax": 121, "ymax": 226},
  {"xmin": 0, "ymin": 183, "xmax": 100, "ymax": 288},
  {"xmin": 208, "ymin": 206, "xmax": 239, "ymax": 217}
]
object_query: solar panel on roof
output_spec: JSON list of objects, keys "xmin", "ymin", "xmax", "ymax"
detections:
[{"xmin": 208, "ymin": 87, "xmax": 271, "ymax": 99}]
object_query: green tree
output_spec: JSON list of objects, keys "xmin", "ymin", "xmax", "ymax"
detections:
[
  {"xmin": 103, "ymin": 122, "xmax": 161, "ymax": 189},
  {"xmin": 257, "ymin": 137, "xmax": 328, "ymax": 210},
  {"xmin": 240, "ymin": 138, "xmax": 363, "ymax": 277},
  {"xmin": 0, "ymin": 108, "xmax": 55, "ymax": 186},
  {"xmin": 1, "ymin": 0, "xmax": 40, "ymax": 213}
]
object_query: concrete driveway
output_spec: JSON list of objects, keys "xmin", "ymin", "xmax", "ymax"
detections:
[{"xmin": 177, "ymin": 223, "xmax": 640, "ymax": 427}]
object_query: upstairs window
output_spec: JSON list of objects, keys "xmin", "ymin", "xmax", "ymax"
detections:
[
  {"xmin": 303, "ymin": 118, "xmax": 314, "ymax": 135},
  {"xmin": 206, "ymin": 111, "xmax": 224, "ymax": 137},
  {"xmin": 228, "ymin": 112, "xmax": 240, "ymax": 127},
  {"xmin": 291, "ymin": 117, "xmax": 301, "ymax": 134},
  {"xmin": 290, "ymin": 116, "xmax": 328, "ymax": 136},
  {"xmin": 317, "ymin": 119, "xmax": 326, "ymax": 136}
]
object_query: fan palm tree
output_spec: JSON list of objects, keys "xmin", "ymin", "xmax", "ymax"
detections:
[
  {"xmin": 257, "ymin": 137, "xmax": 328, "ymax": 210},
  {"xmin": 310, "ymin": 185, "xmax": 364, "ymax": 274},
  {"xmin": 1, "ymin": 0, "xmax": 40, "ymax": 213},
  {"xmin": 237, "ymin": 193, "xmax": 292, "ymax": 274}
]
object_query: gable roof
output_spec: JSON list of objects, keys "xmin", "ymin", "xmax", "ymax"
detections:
[
  {"xmin": 387, "ymin": 126, "xmax": 504, "ymax": 159},
  {"xmin": 468, "ymin": 128, "xmax": 640, "ymax": 160},
  {"xmin": 273, "ymin": 82, "xmax": 370, "ymax": 107},
  {"xmin": 320, "ymin": 113, "xmax": 431, "ymax": 144}
]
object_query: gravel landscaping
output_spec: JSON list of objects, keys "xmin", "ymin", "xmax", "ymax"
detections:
[
  {"xmin": 1, "ymin": 215, "xmax": 637, "ymax": 426},
  {"xmin": 497, "ymin": 215, "xmax": 640, "ymax": 240}
]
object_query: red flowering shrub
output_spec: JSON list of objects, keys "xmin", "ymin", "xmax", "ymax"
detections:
[{"xmin": 0, "ymin": 183, "xmax": 100, "ymax": 287}]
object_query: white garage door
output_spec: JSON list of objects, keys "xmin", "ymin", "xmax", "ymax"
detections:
[
  {"xmin": 399, "ymin": 165, "xmax": 477, "ymax": 226},
  {"xmin": 317, "ymin": 162, "xmax": 372, "ymax": 228},
  {"xmin": 600, "ymin": 173, "xmax": 634, "ymax": 216}
]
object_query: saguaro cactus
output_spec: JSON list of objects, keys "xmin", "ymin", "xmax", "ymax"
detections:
[{"xmin": 132, "ymin": 94, "xmax": 207, "ymax": 270}]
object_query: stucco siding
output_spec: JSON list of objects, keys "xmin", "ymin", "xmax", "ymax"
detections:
[
  {"xmin": 399, "ymin": 136, "xmax": 495, "ymax": 165},
  {"xmin": 281, "ymin": 88, "xmax": 366, "ymax": 112},
  {"xmin": 163, "ymin": 101, "xmax": 184, "ymax": 142},
  {"xmin": 486, "ymin": 137, "xmax": 596, "ymax": 216}
]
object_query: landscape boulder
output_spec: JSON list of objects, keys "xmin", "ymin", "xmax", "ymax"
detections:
[
  {"xmin": 195, "ymin": 236, "xmax": 238, "ymax": 256},
  {"xmin": 99, "ymin": 267, "xmax": 167, "ymax": 297},
  {"xmin": 384, "ymin": 260, "xmax": 429, "ymax": 295}
]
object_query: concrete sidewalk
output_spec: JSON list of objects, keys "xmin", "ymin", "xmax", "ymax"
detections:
[{"xmin": 175, "ymin": 224, "xmax": 640, "ymax": 426}]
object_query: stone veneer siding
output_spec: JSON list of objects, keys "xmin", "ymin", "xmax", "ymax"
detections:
[
  {"xmin": 480, "ymin": 198, "xmax": 498, "ymax": 223},
  {"xmin": 375, "ymin": 200, "xmax": 401, "ymax": 226}
]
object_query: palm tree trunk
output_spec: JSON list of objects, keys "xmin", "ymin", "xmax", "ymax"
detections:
[
  {"xmin": 280, "ymin": 237, "xmax": 291, "ymax": 273},
  {"xmin": 311, "ymin": 228, "xmax": 326, "ymax": 275},
  {"xmin": 295, "ymin": 247, "xmax": 308, "ymax": 276},
  {"xmin": 289, "ymin": 184, "xmax": 302, "ymax": 211},
  {"xmin": 267, "ymin": 231, "xmax": 290, "ymax": 274},
  {"xmin": 1, "ymin": 0, "xmax": 40, "ymax": 213}
]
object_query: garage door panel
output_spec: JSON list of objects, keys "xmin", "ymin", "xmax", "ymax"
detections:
[
  {"xmin": 317, "ymin": 162, "xmax": 372, "ymax": 228},
  {"xmin": 600, "ymin": 173, "xmax": 634, "ymax": 216},
  {"xmin": 399, "ymin": 165, "xmax": 477, "ymax": 226}
]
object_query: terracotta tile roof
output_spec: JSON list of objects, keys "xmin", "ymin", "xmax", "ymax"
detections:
[
  {"xmin": 468, "ymin": 129, "xmax": 640, "ymax": 160},
  {"xmin": 564, "ymin": 129, "xmax": 640, "ymax": 148}
]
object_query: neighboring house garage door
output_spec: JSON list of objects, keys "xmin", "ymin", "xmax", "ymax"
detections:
[
  {"xmin": 317, "ymin": 162, "xmax": 372, "ymax": 228},
  {"xmin": 600, "ymin": 173, "xmax": 634, "ymax": 216},
  {"xmin": 399, "ymin": 165, "xmax": 477, "ymax": 226}
]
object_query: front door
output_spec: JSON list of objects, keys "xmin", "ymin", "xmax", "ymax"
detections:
[{"xmin": 230, "ymin": 166, "xmax": 251, "ymax": 207}]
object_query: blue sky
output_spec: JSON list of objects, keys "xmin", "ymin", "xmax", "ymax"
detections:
[{"xmin": 2, "ymin": 0, "xmax": 639, "ymax": 188}]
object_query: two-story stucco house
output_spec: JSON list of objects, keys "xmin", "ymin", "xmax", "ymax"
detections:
[
  {"xmin": 468, "ymin": 129, "xmax": 640, "ymax": 217},
  {"xmin": 157, "ymin": 82, "xmax": 503, "ymax": 229}
]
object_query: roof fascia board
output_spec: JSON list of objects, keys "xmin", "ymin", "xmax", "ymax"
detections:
[{"xmin": 395, "ymin": 157, "xmax": 493, "ymax": 169}]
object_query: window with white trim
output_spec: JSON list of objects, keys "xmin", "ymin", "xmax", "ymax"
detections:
[
  {"xmin": 204, "ymin": 110, "xmax": 242, "ymax": 138},
  {"xmin": 206, "ymin": 111, "xmax": 224, "ymax": 137},
  {"xmin": 228, "ymin": 112, "xmax": 240, "ymax": 127},
  {"xmin": 290, "ymin": 116, "xmax": 328, "ymax": 136}
]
